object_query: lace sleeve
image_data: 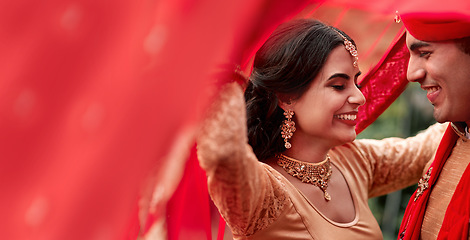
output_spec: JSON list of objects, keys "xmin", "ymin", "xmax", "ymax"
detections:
[
  {"xmin": 353, "ymin": 123, "xmax": 447, "ymax": 198},
  {"xmin": 196, "ymin": 83, "xmax": 288, "ymax": 237}
]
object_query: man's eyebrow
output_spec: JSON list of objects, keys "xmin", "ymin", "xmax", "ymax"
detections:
[{"xmin": 410, "ymin": 41, "xmax": 430, "ymax": 51}]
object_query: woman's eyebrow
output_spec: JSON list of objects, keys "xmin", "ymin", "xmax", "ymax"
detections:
[
  {"xmin": 327, "ymin": 71, "xmax": 361, "ymax": 81},
  {"xmin": 327, "ymin": 73, "xmax": 350, "ymax": 80}
]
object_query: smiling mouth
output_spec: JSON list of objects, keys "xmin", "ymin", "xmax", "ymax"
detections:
[
  {"xmin": 334, "ymin": 114, "xmax": 357, "ymax": 121},
  {"xmin": 422, "ymin": 86, "xmax": 440, "ymax": 94},
  {"xmin": 421, "ymin": 85, "xmax": 441, "ymax": 103}
]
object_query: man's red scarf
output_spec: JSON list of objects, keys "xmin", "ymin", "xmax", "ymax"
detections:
[{"xmin": 398, "ymin": 124, "xmax": 470, "ymax": 240}]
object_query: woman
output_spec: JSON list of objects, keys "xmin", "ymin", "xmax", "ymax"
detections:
[{"xmin": 197, "ymin": 19, "xmax": 444, "ymax": 239}]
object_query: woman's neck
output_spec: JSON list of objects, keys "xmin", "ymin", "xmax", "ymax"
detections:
[{"xmin": 282, "ymin": 145, "xmax": 331, "ymax": 164}]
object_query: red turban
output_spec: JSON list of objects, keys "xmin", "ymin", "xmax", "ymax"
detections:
[{"xmin": 399, "ymin": 1, "xmax": 470, "ymax": 41}]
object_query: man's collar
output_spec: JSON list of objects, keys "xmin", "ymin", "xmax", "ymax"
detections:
[{"xmin": 451, "ymin": 122, "xmax": 469, "ymax": 141}]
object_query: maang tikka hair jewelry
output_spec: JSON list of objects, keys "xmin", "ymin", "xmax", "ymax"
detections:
[
  {"xmin": 331, "ymin": 28, "xmax": 358, "ymax": 68},
  {"xmin": 281, "ymin": 110, "xmax": 296, "ymax": 149},
  {"xmin": 276, "ymin": 153, "xmax": 333, "ymax": 201}
]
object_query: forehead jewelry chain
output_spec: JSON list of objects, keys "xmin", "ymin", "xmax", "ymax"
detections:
[
  {"xmin": 331, "ymin": 28, "xmax": 358, "ymax": 68},
  {"xmin": 276, "ymin": 153, "xmax": 333, "ymax": 201}
]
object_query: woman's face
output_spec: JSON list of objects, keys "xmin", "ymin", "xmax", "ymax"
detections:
[{"xmin": 287, "ymin": 46, "xmax": 365, "ymax": 148}]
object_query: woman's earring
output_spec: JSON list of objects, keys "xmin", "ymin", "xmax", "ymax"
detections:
[{"xmin": 281, "ymin": 110, "xmax": 296, "ymax": 149}]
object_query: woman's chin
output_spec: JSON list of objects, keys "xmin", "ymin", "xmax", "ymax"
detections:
[{"xmin": 339, "ymin": 132, "xmax": 357, "ymax": 144}]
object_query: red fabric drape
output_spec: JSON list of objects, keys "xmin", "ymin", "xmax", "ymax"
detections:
[
  {"xmin": 0, "ymin": 1, "xmax": 167, "ymax": 239},
  {"xmin": 355, "ymin": 31, "xmax": 409, "ymax": 133},
  {"xmin": 165, "ymin": 145, "xmax": 211, "ymax": 240}
]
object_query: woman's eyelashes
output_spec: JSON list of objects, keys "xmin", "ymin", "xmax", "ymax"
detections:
[
  {"xmin": 331, "ymin": 81, "xmax": 361, "ymax": 91},
  {"xmin": 329, "ymin": 79, "xmax": 349, "ymax": 91},
  {"xmin": 332, "ymin": 84, "xmax": 345, "ymax": 90},
  {"xmin": 329, "ymin": 72, "xmax": 360, "ymax": 91}
]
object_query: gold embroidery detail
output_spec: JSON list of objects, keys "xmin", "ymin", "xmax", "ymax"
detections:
[{"xmin": 414, "ymin": 167, "xmax": 432, "ymax": 201}]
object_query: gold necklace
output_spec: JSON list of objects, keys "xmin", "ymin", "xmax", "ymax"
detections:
[{"xmin": 276, "ymin": 153, "xmax": 332, "ymax": 201}]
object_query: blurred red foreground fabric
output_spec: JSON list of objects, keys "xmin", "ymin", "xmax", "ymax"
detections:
[{"xmin": 0, "ymin": 0, "xmax": 312, "ymax": 239}]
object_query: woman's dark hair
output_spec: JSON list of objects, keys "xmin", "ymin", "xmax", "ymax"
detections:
[{"xmin": 244, "ymin": 19, "xmax": 357, "ymax": 161}]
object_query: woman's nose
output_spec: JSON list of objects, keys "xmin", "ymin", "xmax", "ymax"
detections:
[{"xmin": 349, "ymin": 86, "xmax": 366, "ymax": 106}]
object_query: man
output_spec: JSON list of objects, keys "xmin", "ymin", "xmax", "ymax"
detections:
[{"xmin": 397, "ymin": 8, "xmax": 470, "ymax": 240}]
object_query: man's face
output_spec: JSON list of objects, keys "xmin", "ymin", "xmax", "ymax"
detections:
[{"xmin": 406, "ymin": 33, "xmax": 470, "ymax": 124}]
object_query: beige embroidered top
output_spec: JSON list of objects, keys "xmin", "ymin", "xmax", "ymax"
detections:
[{"xmin": 197, "ymin": 83, "xmax": 446, "ymax": 240}]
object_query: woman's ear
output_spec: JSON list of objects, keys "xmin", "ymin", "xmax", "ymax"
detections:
[{"xmin": 278, "ymin": 99, "xmax": 293, "ymax": 112}]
